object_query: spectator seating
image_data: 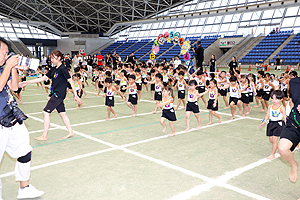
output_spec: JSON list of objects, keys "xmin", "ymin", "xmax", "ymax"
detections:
[{"xmin": 224, "ymin": 35, "xmax": 243, "ymax": 38}]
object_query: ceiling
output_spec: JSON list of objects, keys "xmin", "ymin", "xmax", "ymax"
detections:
[{"xmin": 0, "ymin": 0, "xmax": 185, "ymax": 36}]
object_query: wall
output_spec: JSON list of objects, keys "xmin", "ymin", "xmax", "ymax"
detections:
[
  {"xmin": 219, "ymin": 37, "xmax": 244, "ymax": 48},
  {"xmin": 203, "ymin": 38, "xmax": 223, "ymax": 65},
  {"xmin": 57, "ymin": 34, "xmax": 115, "ymax": 55}
]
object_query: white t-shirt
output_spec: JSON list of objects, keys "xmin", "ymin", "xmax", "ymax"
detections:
[
  {"xmin": 41, "ymin": 57, "xmax": 47, "ymax": 65},
  {"xmin": 174, "ymin": 60, "xmax": 182, "ymax": 68}
]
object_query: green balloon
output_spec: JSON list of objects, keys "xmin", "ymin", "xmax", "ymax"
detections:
[{"xmin": 154, "ymin": 40, "xmax": 159, "ymax": 46}]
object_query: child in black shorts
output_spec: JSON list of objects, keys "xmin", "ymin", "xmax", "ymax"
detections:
[
  {"xmin": 124, "ymin": 75, "xmax": 138, "ymax": 116},
  {"xmin": 73, "ymin": 73, "xmax": 84, "ymax": 109},
  {"xmin": 260, "ymin": 90, "xmax": 286, "ymax": 159},
  {"xmin": 175, "ymin": 71, "xmax": 187, "ymax": 110},
  {"xmin": 151, "ymin": 73, "xmax": 163, "ymax": 113},
  {"xmin": 217, "ymin": 71, "xmax": 229, "ymax": 109}
]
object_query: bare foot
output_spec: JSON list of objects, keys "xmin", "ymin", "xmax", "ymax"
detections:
[
  {"xmin": 230, "ymin": 116, "xmax": 235, "ymax": 120},
  {"xmin": 112, "ymin": 114, "xmax": 117, "ymax": 119},
  {"xmin": 246, "ymin": 107, "xmax": 252, "ymax": 114},
  {"xmin": 120, "ymin": 99, "xmax": 125, "ymax": 102},
  {"xmin": 152, "ymin": 111, "xmax": 157, "ymax": 114},
  {"xmin": 130, "ymin": 110, "xmax": 134, "ymax": 114},
  {"xmin": 131, "ymin": 114, "xmax": 137, "ymax": 117},
  {"xmin": 62, "ymin": 132, "xmax": 74, "ymax": 139},
  {"xmin": 175, "ymin": 107, "xmax": 178, "ymax": 110},
  {"xmin": 290, "ymin": 163, "xmax": 298, "ymax": 182},
  {"xmin": 150, "ymin": 98, "xmax": 153, "ymax": 100},
  {"xmin": 105, "ymin": 118, "xmax": 110, "ymax": 121},
  {"xmin": 185, "ymin": 128, "xmax": 189, "ymax": 132},
  {"xmin": 260, "ymin": 109, "xmax": 265, "ymax": 112},
  {"xmin": 205, "ymin": 104, "xmax": 208, "ymax": 107},
  {"xmin": 241, "ymin": 114, "xmax": 246, "ymax": 117},
  {"xmin": 219, "ymin": 117, "xmax": 222, "ymax": 123},
  {"xmin": 254, "ymin": 105, "xmax": 260, "ymax": 108},
  {"xmin": 239, "ymin": 110, "xmax": 242, "ymax": 114},
  {"xmin": 266, "ymin": 155, "xmax": 275, "ymax": 159},
  {"xmin": 224, "ymin": 106, "xmax": 229, "ymax": 109},
  {"xmin": 145, "ymin": 91, "xmax": 148, "ymax": 93},
  {"xmin": 45, "ymin": 93, "xmax": 49, "ymax": 95},
  {"xmin": 84, "ymin": 95, "xmax": 87, "ymax": 98},
  {"xmin": 162, "ymin": 127, "xmax": 167, "ymax": 133},
  {"xmin": 76, "ymin": 107, "xmax": 81, "ymax": 109},
  {"xmin": 19, "ymin": 101, "xmax": 23, "ymax": 104},
  {"xmin": 34, "ymin": 136, "xmax": 47, "ymax": 141},
  {"xmin": 65, "ymin": 97, "xmax": 69, "ymax": 100},
  {"xmin": 96, "ymin": 94, "xmax": 99, "ymax": 96},
  {"xmin": 196, "ymin": 125, "xmax": 202, "ymax": 130},
  {"xmin": 168, "ymin": 133, "xmax": 175, "ymax": 137},
  {"xmin": 206, "ymin": 122, "xmax": 212, "ymax": 125}
]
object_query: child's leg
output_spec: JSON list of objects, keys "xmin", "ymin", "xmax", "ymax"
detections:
[
  {"xmin": 237, "ymin": 100, "xmax": 242, "ymax": 114},
  {"xmin": 282, "ymin": 99, "xmax": 286, "ymax": 107},
  {"xmin": 137, "ymin": 91, "xmax": 141, "ymax": 101},
  {"xmin": 254, "ymin": 96, "xmax": 260, "ymax": 107},
  {"xmin": 106, "ymin": 106, "xmax": 111, "ymax": 120},
  {"xmin": 45, "ymin": 86, "xmax": 49, "ymax": 94},
  {"xmin": 144, "ymin": 84, "xmax": 148, "ymax": 92},
  {"xmin": 85, "ymin": 79, "xmax": 89, "ymax": 86},
  {"xmin": 201, "ymin": 96, "xmax": 207, "ymax": 107},
  {"xmin": 83, "ymin": 89, "xmax": 87, "ymax": 98},
  {"xmin": 152, "ymin": 101, "xmax": 160, "ymax": 113},
  {"xmin": 127, "ymin": 102, "xmax": 134, "ymax": 113},
  {"xmin": 267, "ymin": 136, "xmax": 278, "ymax": 159},
  {"xmin": 212, "ymin": 111, "xmax": 222, "ymax": 123},
  {"xmin": 182, "ymin": 99, "xmax": 186, "ymax": 108},
  {"xmin": 150, "ymin": 91, "xmax": 154, "ymax": 100},
  {"xmin": 133, "ymin": 105, "xmax": 137, "ymax": 116},
  {"xmin": 207, "ymin": 110, "xmax": 213, "ymax": 125},
  {"xmin": 36, "ymin": 83, "xmax": 39, "ymax": 88},
  {"xmin": 246, "ymin": 103, "xmax": 252, "ymax": 114},
  {"xmin": 230, "ymin": 102, "xmax": 237, "ymax": 120},
  {"xmin": 160, "ymin": 117, "xmax": 167, "ymax": 133},
  {"xmin": 185, "ymin": 111, "xmax": 192, "ymax": 131},
  {"xmin": 110, "ymin": 107, "xmax": 117, "ymax": 118},
  {"xmin": 260, "ymin": 98, "xmax": 266, "ymax": 111},
  {"xmin": 168, "ymin": 121, "xmax": 175, "ymax": 137},
  {"xmin": 242, "ymin": 103, "xmax": 247, "ymax": 117},
  {"xmin": 194, "ymin": 113, "xmax": 202, "ymax": 129},
  {"xmin": 94, "ymin": 81, "xmax": 98, "ymax": 90},
  {"xmin": 264, "ymin": 100, "xmax": 269, "ymax": 111},
  {"xmin": 66, "ymin": 88, "xmax": 69, "ymax": 99},
  {"xmin": 175, "ymin": 99, "xmax": 182, "ymax": 110},
  {"xmin": 223, "ymin": 96, "xmax": 229, "ymax": 109}
]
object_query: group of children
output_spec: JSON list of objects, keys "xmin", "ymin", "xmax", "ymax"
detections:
[{"xmin": 28, "ymin": 61, "xmax": 298, "ymax": 157}]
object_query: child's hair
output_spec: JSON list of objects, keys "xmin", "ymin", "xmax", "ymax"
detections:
[
  {"xmin": 73, "ymin": 73, "xmax": 81, "ymax": 79},
  {"xmin": 128, "ymin": 74, "xmax": 136, "ymax": 80},
  {"xmin": 155, "ymin": 73, "xmax": 163, "ymax": 81},
  {"xmin": 112, "ymin": 66, "xmax": 117, "ymax": 70},
  {"xmin": 289, "ymin": 71, "xmax": 298, "ymax": 77},
  {"xmin": 150, "ymin": 69, "xmax": 155, "ymax": 74},
  {"xmin": 258, "ymin": 71, "xmax": 264, "ymax": 77},
  {"xmin": 178, "ymin": 71, "xmax": 184, "ymax": 76},
  {"xmin": 221, "ymin": 70, "xmax": 226, "ymax": 74},
  {"xmin": 235, "ymin": 70, "xmax": 240, "ymax": 75},
  {"xmin": 121, "ymin": 69, "xmax": 127, "ymax": 76},
  {"xmin": 163, "ymin": 67, "xmax": 168, "ymax": 71},
  {"xmin": 105, "ymin": 78, "xmax": 112, "ymax": 83},
  {"xmin": 105, "ymin": 71, "xmax": 111, "ymax": 77},
  {"xmin": 188, "ymin": 80, "xmax": 197, "ymax": 86},
  {"xmin": 271, "ymin": 90, "xmax": 284, "ymax": 100},
  {"xmin": 229, "ymin": 76, "xmax": 237, "ymax": 82},
  {"xmin": 163, "ymin": 86, "xmax": 174, "ymax": 99},
  {"xmin": 45, "ymin": 67, "xmax": 49, "ymax": 71},
  {"xmin": 249, "ymin": 73, "xmax": 256, "ymax": 83},
  {"xmin": 210, "ymin": 79, "xmax": 217, "ymax": 85},
  {"xmin": 196, "ymin": 70, "xmax": 204, "ymax": 76},
  {"xmin": 38, "ymin": 66, "xmax": 42, "ymax": 70},
  {"xmin": 135, "ymin": 68, "xmax": 141, "ymax": 73},
  {"xmin": 210, "ymin": 73, "xmax": 215, "ymax": 80},
  {"xmin": 74, "ymin": 67, "xmax": 80, "ymax": 73},
  {"xmin": 265, "ymin": 73, "xmax": 270, "ymax": 78}
]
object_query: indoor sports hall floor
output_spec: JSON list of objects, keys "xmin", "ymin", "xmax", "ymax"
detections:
[{"xmin": 1, "ymin": 68, "xmax": 300, "ymax": 200}]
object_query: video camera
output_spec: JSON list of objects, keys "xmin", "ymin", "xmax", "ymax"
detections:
[{"xmin": 0, "ymin": 101, "xmax": 28, "ymax": 127}]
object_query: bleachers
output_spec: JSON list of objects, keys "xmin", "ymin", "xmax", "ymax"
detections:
[
  {"xmin": 224, "ymin": 35, "xmax": 243, "ymax": 38},
  {"xmin": 112, "ymin": 40, "xmax": 137, "ymax": 55},
  {"xmin": 240, "ymin": 31, "xmax": 292, "ymax": 64},
  {"xmin": 270, "ymin": 32, "xmax": 300, "ymax": 65},
  {"xmin": 201, "ymin": 35, "xmax": 220, "ymax": 49},
  {"xmin": 101, "ymin": 40, "xmax": 125, "ymax": 55},
  {"xmin": 120, "ymin": 39, "xmax": 151, "ymax": 59}
]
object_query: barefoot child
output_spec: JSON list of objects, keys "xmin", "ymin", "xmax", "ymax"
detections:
[
  {"xmin": 96, "ymin": 68, "xmax": 104, "ymax": 96},
  {"xmin": 149, "ymin": 69, "xmax": 156, "ymax": 100},
  {"xmin": 255, "ymin": 71, "xmax": 265, "ymax": 110},
  {"xmin": 195, "ymin": 70, "xmax": 208, "ymax": 107},
  {"xmin": 220, "ymin": 76, "xmax": 241, "ymax": 120},
  {"xmin": 30, "ymin": 66, "xmax": 44, "ymax": 88},
  {"xmin": 217, "ymin": 71, "xmax": 229, "ymax": 109},
  {"xmin": 103, "ymin": 78, "xmax": 123, "ymax": 120},
  {"xmin": 262, "ymin": 73, "xmax": 275, "ymax": 111},
  {"xmin": 135, "ymin": 68, "xmax": 143, "ymax": 101},
  {"xmin": 74, "ymin": 73, "xmax": 83, "ymax": 109},
  {"xmin": 124, "ymin": 74, "xmax": 138, "ymax": 116},
  {"xmin": 185, "ymin": 80, "xmax": 202, "ymax": 131},
  {"xmin": 240, "ymin": 75, "xmax": 250, "ymax": 117},
  {"xmin": 200, "ymin": 79, "xmax": 222, "ymax": 125},
  {"xmin": 120, "ymin": 70, "xmax": 128, "ymax": 101},
  {"xmin": 151, "ymin": 73, "xmax": 163, "ymax": 113},
  {"xmin": 248, "ymin": 73, "xmax": 256, "ymax": 114},
  {"xmin": 260, "ymin": 90, "xmax": 286, "ymax": 159},
  {"xmin": 42, "ymin": 67, "xmax": 51, "ymax": 94},
  {"xmin": 159, "ymin": 86, "xmax": 177, "ymax": 137},
  {"xmin": 175, "ymin": 71, "xmax": 187, "ymax": 110}
]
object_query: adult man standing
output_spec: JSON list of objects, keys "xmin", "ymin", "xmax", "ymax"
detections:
[
  {"xmin": 128, "ymin": 52, "xmax": 137, "ymax": 65},
  {"xmin": 96, "ymin": 51, "xmax": 103, "ymax": 66},
  {"xmin": 192, "ymin": 41, "xmax": 204, "ymax": 71},
  {"xmin": 0, "ymin": 37, "xmax": 44, "ymax": 199}
]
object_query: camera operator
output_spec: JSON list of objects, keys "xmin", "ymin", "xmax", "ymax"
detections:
[
  {"xmin": 192, "ymin": 41, "xmax": 204, "ymax": 71},
  {"xmin": 19, "ymin": 50, "xmax": 83, "ymax": 141},
  {"xmin": 0, "ymin": 37, "xmax": 44, "ymax": 199}
]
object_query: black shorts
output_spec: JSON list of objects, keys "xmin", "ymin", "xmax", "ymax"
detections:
[
  {"xmin": 207, "ymin": 99, "xmax": 218, "ymax": 111},
  {"xmin": 43, "ymin": 96, "xmax": 65, "ymax": 113},
  {"xmin": 197, "ymin": 86, "xmax": 205, "ymax": 94},
  {"xmin": 22, "ymin": 77, "xmax": 26, "ymax": 82},
  {"xmin": 262, "ymin": 91, "xmax": 271, "ymax": 101},
  {"xmin": 178, "ymin": 90, "xmax": 185, "ymax": 99},
  {"xmin": 142, "ymin": 78, "xmax": 148, "ymax": 84},
  {"xmin": 186, "ymin": 102, "xmax": 199, "ymax": 113},
  {"xmin": 98, "ymin": 82, "xmax": 104, "ymax": 89},
  {"xmin": 280, "ymin": 121, "xmax": 300, "ymax": 151},
  {"xmin": 136, "ymin": 83, "xmax": 142, "ymax": 91},
  {"xmin": 44, "ymin": 80, "xmax": 50, "ymax": 85},
  {"xmin": 77, "ymin": 90, "xmax": 83, "ymax": 98},
  {"xmin": 248, "ymin": 92, "xmax": 254, "ymax": 102},
  {"xmin": 257, "ymin": 89, "xmax": 263, "ymax": 97},
  {"xmin": 218, "ymin": 89, "xmax": 227, "ymax": 96},
  {"xmin": 91, "ymin": 76, "xmax": 98, "ymax": 82},
  {"xmin": 155, "ymin": 91, "xmax": 162, "ymax": 101},
  {"xmin": 115, "ymin": 80, "xmax": 121, "ymax": 85},
  {"xmin": 241, "ymin": 93, "xmax": 249, "ymax": 104},
  {"xmin": 267, "ymin": 120, "xmax": 284, "ymax": 137},
  {"xmin": 163, "ymin": 82, "xmax": 168, "ymax": 87},
  {"xmin": 229, "ymin": 97, "xmax": 239, "ymax": 105},
  {"xmin": 128, "ymin": 94, "xmax": 138, "ymax": 105},
  {"xmin": 173, "ymin": 80, "xmax": 178, "ymax": 87},
  {"xmin": 105, "ymin": 96, "xmax": 114, "ymax": 107},
  {"xmin": 283, "ymin": 89, "xmax": 288, "ymax": 98},
  {"xmin": 14, "ymin": 88, "xmax": 22, "ymax": 94},
  {"xmin": 151, "ymin": 84, "xmax": 155, "ymax": 91},
  {"xmin": 162, "ymin": 108, "xmax": 177, "ymax": 121},
  {"xmin": 120, "ymin": 85, "xmax": 127, "ymax": 93},
  {"xmin": 67, "ymin": 82, "xmax": 72, "ymax": 89}
]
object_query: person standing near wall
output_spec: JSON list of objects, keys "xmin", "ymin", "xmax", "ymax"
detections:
[
  {"xmin": 192, "ymin": 41, "xmax": 204, "ymax": 71},
  {"xmin": 209, "ymin": 54, "xmax": 216, "ymax": 72}
]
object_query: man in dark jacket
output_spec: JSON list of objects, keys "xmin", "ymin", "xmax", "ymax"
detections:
[{"xmin": 192, "ymin": 41, "xmax": 204, "ymax": 71}]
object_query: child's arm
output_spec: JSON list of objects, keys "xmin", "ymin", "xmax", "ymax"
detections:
[
  {"xmin": 192, "ymin": 91, "xmax": 202, "ymax": 102},
  {"xmin": 260, "ymin": 106, "xmax": 271, "ymax": 128},
  {"xmin": 159, "ymin": 97, "xmax": 173, "ymax": 107},
  {"xmin": 281, "ymin": 106, "xmax": 287, "ymax": 124},
  {"xmin": 237, "ymin": 85, "xmax": 242, "ymax": 98},
  {"xmin": 214, "ymin": 88, "xmax": 219, "ymax": 107},
  {"xmin": 113, "ymin": 87, "xmax": 124, "ymax": 97},
  {"xmin": 200, "ymin": 90, "xmax": 209, "ymax": 96},
  {"xmin": 78, "ymin": 81, "xmax": 83, "ymax": 93},
  {"xmin": 220, "ymin": 84, "xmax": 230, "ymax": 90}
]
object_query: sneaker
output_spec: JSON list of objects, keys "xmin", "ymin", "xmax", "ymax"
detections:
[{"xmin": 17, "ymin": 184, "xmax": 44, "ymax": 199}]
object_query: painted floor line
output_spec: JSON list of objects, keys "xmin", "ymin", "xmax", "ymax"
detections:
[{"xmin": 1, "ymin": 116, "xmax": 265, "ymax": 200}]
